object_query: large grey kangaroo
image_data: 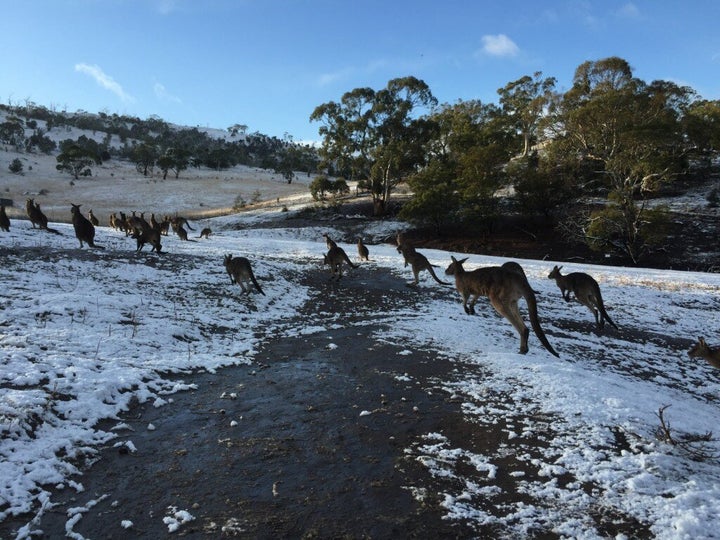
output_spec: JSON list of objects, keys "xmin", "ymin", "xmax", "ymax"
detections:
[
  {"xmin": 548, "ymin": 265, "xmax": 617, "ymax": 330},
  {"xmin": 223, "ymin": 254, "xmax": 265, "ymax": 295},
  {"xmin": 445, "ymin": 256, "xmax": 559, "ymax": 357},
  {"xmin": 71, "ymin": 203, "xmax": 103, "ymax": 249}
]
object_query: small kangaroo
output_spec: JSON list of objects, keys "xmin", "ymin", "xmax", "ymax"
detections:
[
  {"xmin": 548, "ymin": 265, "xmax": 617, "ymax": 330},
  {"xmin": 396, "ymin": 237, "xmax": 448, "ymax": 286},
  {"xmin": 0, "ymin": 204, "xmax": 10, "ymax": 232},
  {"xmin": 71, "ymin": 203, "xmax": 103, "ymax": 249},
  {"xmin": 445, "ymin": 256, "xmax": 559, "ymax": 357},
  {"xmin": 324, "ymin": 245, "xmax": 358, "ymax": 280},
  {"xmin": 687, "ymin": 337, "xmax": 720, "ymax": 369},
  {"xmin": 198, "ymin": 227, "xmax": 212, "ymax": 239},
  {"xmin": 171, "ymin": 220, "xmax": 189, "ymax": 241},
  {"xmin": 223, "ymin": 254, "xmax": 265, "ymax": 295},
  {"xmin": 88, "ymin": 209, "xmax": 99, "ymax": 226},
  {"xmin": 357, "ymin": 237, "xmax": 370, "ymax": 261}
]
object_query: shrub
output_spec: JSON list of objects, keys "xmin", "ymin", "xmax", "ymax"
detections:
[{"xmin": 9, "ymin": 158, "xmax": 23, "ymax": 174}]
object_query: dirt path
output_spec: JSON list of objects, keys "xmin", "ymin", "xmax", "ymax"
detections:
[{"xmin": 2, "ymin": 268, "xmax": 484, "ymax": 539}]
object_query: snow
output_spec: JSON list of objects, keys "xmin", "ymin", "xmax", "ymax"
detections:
[{"xmin": 1, "ymin": 202, "xmax": 720, "ymax": 538}]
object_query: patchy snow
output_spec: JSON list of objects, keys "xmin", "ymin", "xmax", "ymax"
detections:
[{"xmin": 0, "ymin": 203, "xmax": 719, "ymax": 539}]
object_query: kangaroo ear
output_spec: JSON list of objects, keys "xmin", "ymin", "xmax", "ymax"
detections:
[
  {"xmin": 460, "ymin": 257, "xmax": 468, "ymax": 264},
  {"xmin": 699, "ymin": 337, "xmax": 706, "ymax": 344},
  {"xmin": 451, "ymin": 256, "xmax": 457, "ymax": 262}
]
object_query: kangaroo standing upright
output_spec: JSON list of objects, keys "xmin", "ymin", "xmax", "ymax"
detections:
[
  {"xmin": 223, "ymin": 254, "xmax": 265, "ymax": 295},
  {"xmin": 357, "ymin": 237, "xmax": 370, "ymax": 261},
  {"xmin": 445, "ymin": 256, "xmax": 558, "ymax": 357},
  {"xmin": 548, "ymin": 265, "xmax": 617, "ymax": 330},
  {"xmin": 0, "ymin": 204, "xmax": 10, "ymax": 232},
  {"xmin": 71, "ymin": 203, "xmax": 103, "ymax": 248},
  {"xmin": 687, "ymin": 337, "xmax": 720, "ymax": 369},
  {"xmin": 323, "ymin": 245, "xmax": 358, "ymax": 280},
  {"xmin": 322, "ymin": 233, "xmax": 338, "ymax": 250},
  {"xmin": 396, "ymin": 234, "xmax": 448, "ymax": 286}
]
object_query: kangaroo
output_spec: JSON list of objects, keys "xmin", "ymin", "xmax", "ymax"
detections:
[
  {"xmin": 25, "ymin": 198, "xmax": 60, "ymax": 234},
  {"xmin": 0, "ymin": 204, "xmax": 10, "ymax": 232},
  {"xmin": 548, "ymin": 265, "xmax": 617, "ymax": 330},
  {"xmin": 71, "ymin": 203, "xmax": 103, "ymax": 248},
  {"xmin": 198, "ymin": 227, "xmax": 212, "ymax": 239},
  {"xmin": 322, "ymin": 233, "xmax": 338, "ymax": 250},
  {"xmin": 396, "ymin": 238, "xmax": 449, "ymax": 286},
  {"xmin": 357, "ymin": 237, "xmax": 370, "ymax": 261},
  {"xmin": 172, "ymin": 216, "xmax": 195, "ymax": 231},
  {"xmin": 687, "ymin": 337, "xmax": 720, "ymax": 369},
  {"xmin": 445, "ymin": 256, "xmax": 559, "ymax": 357},
  {"xmin": 88, "ymin": 209, "xmax": 99, "ymax": 226},
  {"xmin": 324, "ymin": 245, "xmax": 358, "ymax": 280},
  {"xmin": 132, "ymin": 227, "xmax": 162, "ymax": 253},
  {"xmin": 223, "ymin": 254, "xmax": 265, "ymax": 295},
  {"xmin": 175, "ymin": 223, "xmax": 189, "ymax": 241},
  {"xmin": 150, "ymin": 213, "xmax": 161, "ymax": 232},
  {"xmin": 26, "ymin": 198, "xmax": 47, "ymax": 229}
]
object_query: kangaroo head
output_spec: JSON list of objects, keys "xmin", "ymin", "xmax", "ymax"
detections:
[
  {"xmin": 223, "ymin": 254, "xmax": 232, "ymax": 267},
  {"xmin": 688, "ymin": 337, "xmax": 710, "ymax": 358},
  {"xmin": 548, "ymin": 265, "xmax": 562, "ymax": 279},
  {"xmin": 445, "ymin": 256, "xmax": 467, "ymax": 275},
  {"xmin": 71, "ymin": 203, "xmax": 82, "ymax": 215}
]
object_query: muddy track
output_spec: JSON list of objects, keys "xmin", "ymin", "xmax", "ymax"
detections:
[{"xmin": 0, "ymin": 263, "xmax": 483, "ymax": 539}]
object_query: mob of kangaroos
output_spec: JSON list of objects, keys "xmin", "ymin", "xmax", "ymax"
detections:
[
  {"xmin": 445, "ymin": 256, "xmax": 559, "ymax": 357},
  {"xmin": 548, "ymin": 265, "xmax": 617, "ymax": 331}
]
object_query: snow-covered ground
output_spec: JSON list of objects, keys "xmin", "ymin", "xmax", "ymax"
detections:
[{"xmin": 1, "ymin": 204, "xmax": 719, "ymax": 539}]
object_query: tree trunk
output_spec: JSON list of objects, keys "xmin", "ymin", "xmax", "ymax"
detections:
[{"xmin": 373, "ymin": 198, "xmax": 385, "ymax": 217}]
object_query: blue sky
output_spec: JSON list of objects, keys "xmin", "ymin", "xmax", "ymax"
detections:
[{"xmin": 2, "ymin": 0, "xmax": 719, "ymax": 143}]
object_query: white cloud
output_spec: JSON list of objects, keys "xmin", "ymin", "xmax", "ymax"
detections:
[
  {"xmin": 616, "ymin": 2, "xmax": 640, "ymax": 19},
  {"xmin": 154, "ymin": 82, "xmax": 182, "ymax": 104},
  {"xmin": 74, "ymin": 63, "xmax": 134, "ymax": 103},
  {"xmin": 479, "ymin": 34, "xmax": 519, "ymax": 58},
  {"xmin": 317, "ymin": 66, "xmax": 355, "ymax": 87}
]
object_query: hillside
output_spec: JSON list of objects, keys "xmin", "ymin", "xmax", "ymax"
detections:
[{"xmin": 0, "ymin": 107, "xmax": 318, "ymax": 223}]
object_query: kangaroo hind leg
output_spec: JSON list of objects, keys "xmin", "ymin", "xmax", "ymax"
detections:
[{"xmin": 491, "ymin": 297, "xmax": 530, "ymax": 354}]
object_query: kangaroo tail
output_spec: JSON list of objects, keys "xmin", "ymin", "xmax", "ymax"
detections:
[
  {"xmin": 525, "ymin": 289, "xmax": 559, "ymax": 357},
  {"xmin": 428, "ymin": 266, "xmax": 449, "ymax": 285},
  {"xmin": 597, "ymin": 295, "xmax": 618, "ymax": 330},
  {"xmin": 344, "ymin": 254, "xmax": 358, "ymax": 269},
  {"xmin": 45, "ymin": 227, "xmax": 61, "ymax": 235},
  {"xmin": 250, "ymin": 272, "xmax": 266, "ymax": 296}
]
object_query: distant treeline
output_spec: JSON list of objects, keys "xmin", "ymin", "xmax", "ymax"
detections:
[{"xmin": 0, "ymin": 103, "xmax": 319, "ymax": 183}]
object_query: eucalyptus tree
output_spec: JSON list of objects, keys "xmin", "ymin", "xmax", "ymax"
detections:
[
  {"xmin": 400, "ymin": 99, "xmax": 515, "ymax": 233},
  {"xmin": 310, "ymin": 76, "xmax": 437, "ymax": 215},
  {"xmin": 497, "ymin": 71, "xmax": 556, "ymax": 156},
  {"xmin": 548, "ymin": 57, "xmax": 693, "ymax": 263},
  {"xmin": 56, "ymin": 137, "xmax": 102, "ymax": 180}
]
